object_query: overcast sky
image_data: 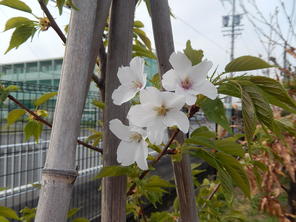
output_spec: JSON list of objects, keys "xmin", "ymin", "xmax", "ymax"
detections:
[{"xmin": 0, "ymin": 0, "xmax": 294, "ymax": 74}]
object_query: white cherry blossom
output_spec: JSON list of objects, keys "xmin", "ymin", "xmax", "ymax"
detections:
[
  {"xmin": 112, "ymin": 57, "xmax": 146, "ymax": 105},
  {"xmin": 127, "ymin": 87, "xmax": 189, "ymax": 145},
  {"xmin": 162, "ymin": 52, "xmax": 217, "ymax": 105},
  {"xmin": 109, "ymin": 119, "xmax": 148, "ymax": 170}
]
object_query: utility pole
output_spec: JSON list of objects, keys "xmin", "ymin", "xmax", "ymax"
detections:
[{"xmin": 221, "ymin": 0, "xmax": 244, "ymax": 105}]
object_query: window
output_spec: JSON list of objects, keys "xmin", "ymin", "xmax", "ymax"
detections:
[
  {"xmin": 54, "ymin": 60, "xmax": 63, "ymax": 71},
  {"xmin": 14, "ymin": 64, "xmax": 24, "ymax": 74},
  {"xmin": 40, "ymin": 61, "xmax": 52, "ymax": 72},
  {"xmin": 40, "ymin": 80, "xmax": 52, "ymax": 86},
  {"xmin": 3, "ymin": 65, "xmax": 13, "ymax": 74},
  {"xmin": 53, "ymin": 79, "xmax": 60, "ymax": 87},
  {"xmin": 27, "ymin": 80, "xmax": 37, "ymax": 85},
  {"xmin": 26, "ymin": 62, "xmax": 38, "ymax": 73}
]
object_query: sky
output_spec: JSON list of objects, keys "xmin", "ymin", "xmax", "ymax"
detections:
[{"xmin": 0, "ymin": 0, "xmax": 295, "ymax": 74}]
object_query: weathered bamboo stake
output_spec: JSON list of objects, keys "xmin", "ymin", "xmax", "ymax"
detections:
[
  {"xmin": 150, "ymin": 1, "xmax": 199, "ymax": 221},
  {"xmin": 35, "ymin": 1, "xmax": 111, "ymax": 221},
  {"xmin": 101, "ymin": 1, "xmax": 136, "ymax": 222}
]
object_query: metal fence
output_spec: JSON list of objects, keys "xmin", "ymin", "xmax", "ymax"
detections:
[{"xmin": 0, "ymin": 80, "xmax": 102, "ymax": 220}]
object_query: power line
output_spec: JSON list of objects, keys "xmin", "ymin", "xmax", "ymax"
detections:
[{"xmin": 175, "ymin": 16, "xmax": 230, "ymax": 54}]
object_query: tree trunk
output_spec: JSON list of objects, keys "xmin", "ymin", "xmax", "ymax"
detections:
[
  {"xmin": 101, "ymin": 1, "xmax": 136, "ymax": 222},
  {"xmin": 35, "ymin": 1, "xmax": 111, "ymax": 221},
  {"xmin": 150, "ymin": 1, "xmax": 199, "ymax": 221}
]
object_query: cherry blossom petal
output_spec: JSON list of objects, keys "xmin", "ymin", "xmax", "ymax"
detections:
[
  {"xmin": 185, "ymin": 93, "xmax": 197, "ymax": 105},
  {"xmin": 163, "ymin": 110, "xmax": 189, "ymax": 133},
  {"xmin": 135, "ymin": 141, "xmax": 149, "ymax": 170},
  {"xmin": 127, "ymin": 104, "xmax": 157, "ymax": 127},
  {"xmin": 109, "ymin": 119, "xmax": 133, "ymax": 141},
  {"xmin": 169, "ymin": 52, "xmax": 192, "ymax": 73},
  {"xmin": 117, "ymin": 141, "xmax": 137, "ymax": 166},
  {"xmin": 130, "ymin": 57, "xmax": 145, "ymax": 80},
  {"xmin": 112, "ymin": 85, "xmax": 138, "ymax": 105},
  {"xmin": 163, "ymin": 92, "xmax": 186, "ymax": 110},
  {"xmin": 162, "ymin": 69, "xmax": 178, "ymax": 91},
  {"xmin": 192, "ymin": 79, "xmax": 217, "ymax": 100},
  {"xmin": 117, "ymin": 66, "xmax": 133, "ymax": 85},
  {"xmin": 140, "ymin": 87, "xmax": 162, "ymax": 106},
  {"xmin": 147, "ymin": 123, "xmax": 167, "ymax": 145},
  {"xmin": 188, "ymin": 60, "xmax": 213, "ymax": 81}
]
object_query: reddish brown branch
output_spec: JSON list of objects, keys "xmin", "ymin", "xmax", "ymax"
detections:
[
  {"xmin": 7, "ymin": 95, "xmax": 103, "ymax": 153},
  {"xmin": 38, "ymin": 0, "xmax": 67, "ymax": 44},
  {"xmin": 38, "ymin": 0, "xmax": 105, "ymax": 91}
]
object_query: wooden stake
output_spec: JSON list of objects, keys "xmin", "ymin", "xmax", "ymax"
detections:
[
  {"xmin": 150, "ymin": 0, "xmax": 199, "ymax": 221},
  {"xmin": 101, "ymin": 1, "xmax": 136, "ymax": 221},
  {"xmin": 35, "ymin": 1, "xmax": 111, "ymax": 221}
]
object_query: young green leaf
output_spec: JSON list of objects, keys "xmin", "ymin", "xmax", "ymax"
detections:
[
  {"xmin": 215, "ymin": 138, "xmax": 244, "ymax": 157},
  {"xmin": 0, "ymin": 0, "xmax": 32, "ymax": 13},
  {"xmin": 94, "ymin": 166, "xmax": 132, "ymax": 179},
  {"xmin": 24, "ymin": 120, "xmax": 43, "ymax": 142},
  {"xmin": 0, "ymin": 206, "xmax": 20, "ymax": 220},
  {"xmin": 200, "ymin": 98, "xmax": 232, "ymax": 133},
  {"xmin": 5, "ymin": 25, "xmax": 37, "ymax": 54},
  {"xmin": 183, "ymin": 40, "xmax": 203, "ymax": 65},
  {"xmin": 214, "ymin": 152, "xmax": 250, "ymax": 197},
  {"xmin": 134, "ymin": 20, "xmax": 144, "ymax": 28},
  {"xmin": 91, "ymin": 100, "xmax": 105, "ymax": 109},
  {"xmin": 240, "ymin": 84, "xmax": 257, "ymax": 143},
  {"xmin": 7, "ymin": 109, "xmax": 26, "ymax": 125},
  {"xmin": 190, "ymin": 126, "xmax": 216, "ymax": 138},
  {"xmin": 133, "ymin": 28, "xmax": 152, "ymax": 50},
  {"xmin": 34, "ymin": 92, "xmax": 57, "ymax": 107},
  {"xmin": 0, "ymin": 216, "xmax": 9, "ymax": 222},
  {"xmin": 56, "ymin": 0, "xmax": 66, "ymax": 15},
  {"xmin": 72, "ymin": 218, "xmax": 89, "ymax": 222},
  {"xmin": 4, "ymin": 17, "xmax": 34, "ymax": 31},
  {"xmin": 225, "ymin": 55, "xmax": 274, "ymax": 73},
  {"xmin": 67, "ymin": 208, "xmax": 80, "ymax": 219}
]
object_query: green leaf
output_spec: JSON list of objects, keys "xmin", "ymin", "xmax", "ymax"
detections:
[
  {"xmin": 200, "ymin": 98, "xmax": 232, "ymax": 133},
  {"xmin": 133, "ymin": 28, "xmax": 151, "ymax": 50},
  {"xmin": 24, "ymin": 120, "xmax": 43, "ymax": 142},
  {"xmin": 34, "ymin": 92, "xmax": 57, "ymax": 107},
  {"xmin": 249, "ymin": 76, "xmax": 296, "ymax": 112},
  {"xmin": 240, "ymin": 84, "xmax": 257, "ymax": 143},
  {"xmin": 149, "ymin": 73, "xmax": 161, "ymax": 89},
  {"xmin": 5, "ymin": 85, "xmax": 19, "ymax": 92},
  {"xmin": 183, "ymin": 40, "xmax": 203, "ymax": 65},
  {"xmin": 0, "ymin": 216, "xmax": 9, "ymax": 222},
  {"xmin": 190, "ymin": 126, "xmax": 216, "ymax": 138},
  {"xmin": 214, "ymin": 138, "xmax": 244, "ymax": 157},
  {"xmin": 4, "ymin": 17, "xmax": 34, "ymax": 31},
  {"xmin": 0, "ymin": 0, "xmax": 32, "ymax": 13},
  {"xmin": 67, "ymin": 208, "xmax": 80, "ymax": 219},
  {"xmin": 0, "ymin": 89, "xmax": 9, "ymax": 106},
  {"xmin": 91, "ymin": 100, "xmax": 105, "ymax": 109},
  {"xmin": 4, "ymin": 17, "xmax": 33, "ymax": 31},
  {"xmin": 0, "ymin": 188, "xmax": 7, "ymax": 191},
  {"xmin": 134, "ymin": 20, "xmax": 144, "ymax": 28},
  {"xmin": 56, "ymin": 0, "xmax": 66, "ymax": 15},
  {"xmin": 218, "ymin": 81, "xmax": 241, "ymax": 98},
  {"xmin": 215, "ymin": 152, "xmax": 250, "ymax": 197},
  {"xmin": 95, "ymin": 166, "xmax": 132, "ymax": 179},
  {"xmin": 225, "ymin": 56, "xmax": 274, "ymax": 73},
  {"xmin": 186, "ymin": 136, "xmax": 215, "ymax": 148},
  {"xmin": 5, "ymin": 25, "xmax": 37, "ymax": 54},
  {"xmin": 7, "ymin": 109, "xmax": 26, "ymax": 125},
  {"xmin": 132, "ymin": 43, "xmax": 156, "ymax": 59},
  {"xmin": 144, "ymin": 175, "xmax": 174, "ymax": 188},
  {"xmin": 72, "ymin": 218, "xmax": 89, "ymax": 222},
  {"xmin": 0, "ymin": 206, "xmax": 20, "ymax": 220}
]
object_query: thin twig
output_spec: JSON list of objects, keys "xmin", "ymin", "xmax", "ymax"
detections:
[
  {"xmin": 7, "ymin": 95, "xmax": 103, "ymax": 153},
  {"xmin": 38, "ymin": 0, "xmax": 105, "ymax": 90},
  {"xmin": 201, "ymin": 183, "xmax": 221, "ymax": 209},
  {"xmin": 38, "ymin": 0, "xmax": 67, "ymax": 44}
]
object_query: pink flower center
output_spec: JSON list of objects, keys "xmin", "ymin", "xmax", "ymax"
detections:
[
  {"xmin": 181, "ymin": 78, "xmax": 192, "ymax": 90},
  {"xmin": 132, "ymin": 81, "xmax": 143, "ymax": 89}
]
